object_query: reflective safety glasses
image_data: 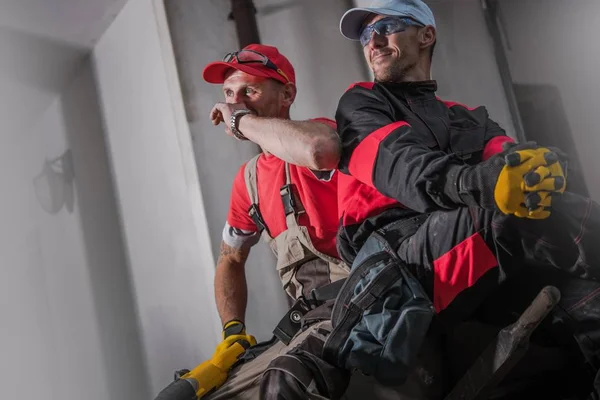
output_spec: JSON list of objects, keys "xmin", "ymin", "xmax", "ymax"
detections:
[
  {"xmin": 223, "ymin": 49, "xmax": 290, "ymax": 83},
  {"xmin": 359, "ymin": 17, "xmax": 424, "ymax": 47}
]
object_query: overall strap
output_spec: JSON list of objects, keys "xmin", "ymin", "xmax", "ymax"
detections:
[
  {"xmin": 243, "ymin": 155, "xmax": 271, "ymax": 237},
  {"xmin": 280, "ymin": 162, "xmax": 306, "ymax": 229}
]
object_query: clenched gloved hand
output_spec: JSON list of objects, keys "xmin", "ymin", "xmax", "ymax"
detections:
[
  {"xmin": 170, "ymin": 321, "xmax": 256, "ymax": 399},
  {"xmin": 447, "ymin": 141, "xmax": 567, "ymax": 219},
  {"xmin": 216, "ymin": 320, "xmax": 257, "ymax": 356}
]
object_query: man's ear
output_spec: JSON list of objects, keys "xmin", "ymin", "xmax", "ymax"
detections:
[
  {"xmin": 420, "ymin": 26, "xmax": 436, "ymax": 50},
  {"xmin": 281, "ymin": 82, "xmax": 297, "ymax": 107}
]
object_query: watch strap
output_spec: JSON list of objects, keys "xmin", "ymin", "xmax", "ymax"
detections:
[{"xmin": 230, "ymin": 109, "xmax": 254, "ymax": 141}]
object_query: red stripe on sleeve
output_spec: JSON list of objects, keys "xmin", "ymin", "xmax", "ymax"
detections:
[
  {"xmin": 433, "ymin": 232, "xmax": 498, "ymax": 312},
  {"xmin": 482, "ymin": 136, "xmax": 514, "ymax": 161},
  {"xmin": 346, "ymin": 82, "xmax": 375, "ymax": 92},
  {"xmin": 438, "ymin": 98, "xmax": 477, "ymax": 111},
  {"xmin": 348, "ymin": 121, "xmax": 410, "ymax": 188}
]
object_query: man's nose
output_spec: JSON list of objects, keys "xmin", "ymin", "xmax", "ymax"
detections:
[
  {"xmin": 367, "ymin": 31, "xmax": 387, "ymax": 49},
  {"xmin": 227, "ymin": 93, "xmax": 242, "ymax": 104}
]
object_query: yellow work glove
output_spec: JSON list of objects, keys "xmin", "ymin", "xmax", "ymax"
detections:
[
  {"xmin": 496, "ymin": 145, "xmax": 566, "ymax": 218},
  {"xmin": 176, "ymin": 339, "xmax": 250, "ymax": 399},
  {"xmin": 215, "ymin": 320, "xmax": 257, "ymax": 356},
  {"xmin": 449, "ymin": 141, "xmax": 567, "ymax": 219},
  {"xmin": 174, "ymin": 321, "xmax": 256, "ymax": 399}
]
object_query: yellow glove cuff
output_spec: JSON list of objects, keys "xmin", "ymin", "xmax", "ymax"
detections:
[
  {"xmin": 214, "ymin": 320, "xmax": 257, "ymax": 357},
  {"xmin": 222, "ymin": 319, "xmax": 245, "ymax": 339}
]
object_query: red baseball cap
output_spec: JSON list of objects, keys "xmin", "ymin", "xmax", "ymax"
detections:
[{"xmin": 202, "ymin": 44, "xmax": 296, "ymax": 85}]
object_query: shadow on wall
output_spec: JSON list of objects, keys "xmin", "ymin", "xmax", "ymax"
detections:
[
  {"xmin": 0, "ymin": 21, "xmax": 149, "ymax": 399},
  {"xmin": 0, "ymin": 25, "xmax": 88, "ymax": 153},
  {"xmin": 58, "ymin": 59, "xmax": 150, "ymax": 400},
  {"xmin": 33, "ymin": 149, "xmax": 75, "ymax": 214}
]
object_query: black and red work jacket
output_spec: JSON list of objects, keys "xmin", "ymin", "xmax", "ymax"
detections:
[{"xmin": 335, "ymin": 80, "xmax": 513, "ymax": 264}]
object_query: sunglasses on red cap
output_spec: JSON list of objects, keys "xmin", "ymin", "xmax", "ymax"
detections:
[{"xmin": 223, "ymin": 49, "xmax": 291, "ymax": 83}]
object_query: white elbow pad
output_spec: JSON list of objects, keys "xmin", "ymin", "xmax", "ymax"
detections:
[{"xmin": 222, "ymin": 222, "xmax": 260, "ymax": 249}]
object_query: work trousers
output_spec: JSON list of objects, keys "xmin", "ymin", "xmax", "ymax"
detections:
[
  {"xmin": 210, "ymin": 192, "xmax": 600, "ymax": 399},
  {"xmin": 205, "ymin": 318, "xmax": 443, "ymax": 400},
  {"xmin": 394, "ymin": 191, "xmax": 600, "ymax": 397},
  {"xmin": 397, "ymin": 192, "xmax": 600, "ymax": 322},
  {"xmin": 275, "ymin": 191, "xmax": 600, "ymax": 398}
]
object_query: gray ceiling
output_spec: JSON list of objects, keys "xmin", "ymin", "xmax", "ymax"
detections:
[
  {"xmin": 0, "ymin": 0, "xmax": 130, "ymax": 47},
  {"xmin": 0, "ymin": 0, "xmax": 131, "ymax": 134}
]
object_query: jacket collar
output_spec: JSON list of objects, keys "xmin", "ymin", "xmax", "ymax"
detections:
[{"xmin": 377, "ymin": 80, "xmax": 438, "ymax": 100}]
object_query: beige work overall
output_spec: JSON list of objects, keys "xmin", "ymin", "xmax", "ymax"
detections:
[
  {"xmin": 244, "ymin": 155, "xmax": 349, "ymax": 301},
  {"xmin": 205, "ymin": 156, "xmax": 349, "ymax": 400}
]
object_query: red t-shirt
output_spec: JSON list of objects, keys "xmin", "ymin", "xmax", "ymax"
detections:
[{"xmin": 227, "ymin": 120, "xmax": 339, "ymax": 259}]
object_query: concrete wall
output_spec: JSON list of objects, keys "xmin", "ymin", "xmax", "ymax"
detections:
[
  {"xmin": 425, "ymin": 0, "xmax": 515, "ymax": 138},
  {"xmin": 254, "ymin": 0, "xmax": 369, "ymax": 120},
  {"xmin": 497, "ymin": 0, "xmax": 600, "ymax": 200},
  {"xmin": 164, "ymin": 0, "xmax": 286, "ymax": 341},
  {"xmin": 0, "ymin": 43, "xmax": 147, "ymax": 400},
  {"xmin": 93, "ymin": 0, "xmax": 222, "ymax": 394}
]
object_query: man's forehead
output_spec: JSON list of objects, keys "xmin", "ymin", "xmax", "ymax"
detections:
[{"xmin": 223, "ymin": 69, "xmax": 267, "ymax": 87}]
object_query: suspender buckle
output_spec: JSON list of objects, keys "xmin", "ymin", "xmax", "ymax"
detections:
[
  {"xmin": 280, "ymin": 184, "xmax": 295, "ymax": 216},
  {"xmin": 248, "ymin": 204, "xmax": 270, "ymax": 236},
  {"xmin": 280, "ymin": 184, "xmax": 305, "ymax": 216}
]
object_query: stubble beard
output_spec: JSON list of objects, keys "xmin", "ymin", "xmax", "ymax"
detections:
[{"xmin": 374, "ymin": 60, "xmax": 415, "ymax": 83}]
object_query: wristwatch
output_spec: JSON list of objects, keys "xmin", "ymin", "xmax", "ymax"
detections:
[{"xmin": 230, "ymin": 109, "xmax": 254, "ymax": 141}]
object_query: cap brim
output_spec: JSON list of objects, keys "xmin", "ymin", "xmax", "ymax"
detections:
[
  {"xmin": 202, "ymin": 61, "xmax": 280, "ymax": 84},
  {"xmin": 339, "ymin": 7, "xmax": 414, "ymax": 40}
]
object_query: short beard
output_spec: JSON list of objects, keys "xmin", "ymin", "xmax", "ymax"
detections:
[{"xmin": 374, "ymin": 60, "xmax": 416, "ymax": 83}]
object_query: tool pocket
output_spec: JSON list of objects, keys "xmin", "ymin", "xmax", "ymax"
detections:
[
  {"xmin": 272, "ymin": 234, "xmax": 304, "ymax": 297},
  {"xmin": 448, "ymin": 119, "xmax": 486, "ymax": 164},
  {"xmin": 323, "ymin": 234, "xmax": 435, "ymax": 385}
]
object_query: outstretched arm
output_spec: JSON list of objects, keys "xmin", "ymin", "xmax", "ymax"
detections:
[{"xmin": 211, "ymin": 102, "xmax": 340, "ymax": 171}]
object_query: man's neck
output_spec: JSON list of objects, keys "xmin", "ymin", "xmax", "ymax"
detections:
[
  {"xmin": 396, "ymin": 61, "xmax": 432, "ymax": 83},
  {"xmin": 278, "ymin": 109, "xmax": 291, "ymax": 120}
]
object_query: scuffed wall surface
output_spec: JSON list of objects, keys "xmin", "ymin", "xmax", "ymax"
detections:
[
  {"xmin": 94, "ymin": 0, "xmax": 221, "ymax": 393},
  {"xmin": 0, "ymin": 55, "xmax": 147, "ymax": 399},
  {"xmin": 426, "ymin": 0, "xmax": 516, "ymax": 139},
  {"xmin": 164, "ymin": 0, "xmax": 287, "ymax": 341}
]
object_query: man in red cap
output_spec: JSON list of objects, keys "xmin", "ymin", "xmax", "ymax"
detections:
[{"xmin": 200, "ymin": 44, "xmax": 351, "ymax": 399}]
